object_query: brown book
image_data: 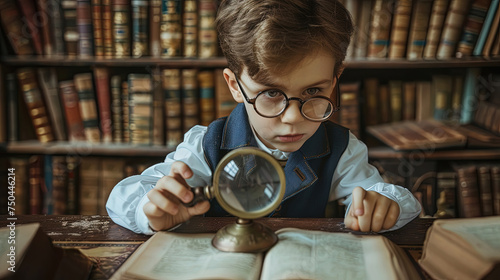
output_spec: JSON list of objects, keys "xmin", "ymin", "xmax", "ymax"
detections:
[
  {"xmin": 456, "ymin": 0, "xmax": 492, "ymax": 58},
  {"xmin": 0, "ymin": 0, "xmax": 34, "ymax": 55},
  {"xmin": 367, "ymin": 0, "xmax": 394, "ymax": 59},
  {"xmin": 28, "ymin": 155, "xmax": 43, "ymax": 215},
  {"xmin": 62, "ymin": 0, "xmax": 79, "ymax": 57},
  {"xmin": 198, "ymin": 0, "xmax": 218, "ymax": 58},
  {"xmin": 434, "ymin": 172, "xmax": 457, "ymax": 218},
  {"xmin": 92, "ymin": 0, "xmax": 104, "ymax": 57},
  {"xmin": 415, "ymin": 81, "xmax": 433, "ymax": 121},
  {"xmin": 388, "ymin": 80, "xmax": 403, "ymax": 122},
  {"xmin": 454, "ymin": 164, "xmax": 482, "ymax": 218},
  {"xmin": 59, "ymin": 80, "xmax": 86, "ymax": 142},
  {"xmin": 102, "ymin": 0, "xmax": 113, "ymax": 58},
  {"xmin": 6, "ymin": 73, "xmax": 18, "ymax": 142},
  {"xmin": 491, "ymin": 165, "xmax": 500, "ymax": 215},
  {"xmin": 37, "ymin": 68, "xmax": 67, "ymax": 141},
  {"xmin": 402, "ymin": 81, "xmax": 416, "ymax": 120},
  {"xmin": 16, "ymin": 68, "xmax": 55, "ymax": 143},
  {"xmin": 0, "ymin": 223, "xmax": 93, "ymax": 280},
  {"xmin": 110, "ymin": 75, "xmax": 123, "ymax": 142},
  {"xmin": 149, "ymin": 0, "xmax": 161, "ymax": 57},
  {"xmin": 378, "ymin": 83, "xmax": 391, "ymax": 123},
  {"xmin": 10, "ymin": 157, "xmax": 30, "ymax": 214},
  {"xmin": 99, "ymin": 158, "xmax": 125, "ymax": 215},
  {"xmin": 344, "ymin": 0, "xmax": 360, "ymax": 59},
  {"xmin": 388, "ymin": 0, "xmax": 413, "ymax": 59},
  {"xmin": 162, "ymin": 69, "xmax": 182, "ymax": 147},
  {"xmin": 478, "ymin": 165, "xmax": 494, "ymax": 216},
  {"xmin": 128, "ymin": 74, "xmax": 153, "ymax": 145},
  {"xmin": 198, "ymin": 70, "xmax": 215, "ymax": 126},
  {"xmin": 52, "ymin": 156, "xmax": 67, "ymax": 215},
  {"xmin": 406, "ymin": 0, "xmax": 433, "ymax": 60},
  {"xmin": 338, "ymin": 82, "xmax": 361, "ymax": 138},
  {"xmin": 79, "ymin": 157, "xmax": 101, "ymax": 215},
  {"xmin": 183, "ymin": 0, "xmax": 198, "ymax": 57},
  {"xmin": 94, "ymin": 67, "xmax": 113, "ymax": 143},
  {"xmin": 432, "ymin": 75, "xmax": 453, "ymax": 121},
  {"xmin": 354, "ymin": 0, "xmax": 372, "ymax": 58},
  {"xmin": 18, "ymin": 0, "xmax": 44, "ymax": 55},
  {"xmin": 48, "ymin": 0, "xmax": 66, "ymax": 56},
  {"xmin": 76, "ymin": 0, "xmax": 93, "ymax": 57},
  {"xmin": 492, "ymin": 22, "xmax": 500, "ymax": 56},
  {"xmin": 122, "ymin": 80, "xmax": 130, "ymax": 143},
  {"xmin": 457, "ymin": 123, "xmax": 500, "ymax": 148},
  {"xmin": 367, "ymin": 119, "xmax": 467, "ymax": 150},
  {"xmin": 112, "ymin": 0, "xmax": 130, "ymax": 58},
  {"xmin": 65, "ymin": 156, "xmax": 80, "ymax": 214},
  {"xmin": 36, "ymin": 0, "xmax": 54, "ymax": 56},
  {"xmin": 423, "ymin": 0, "xmax": 450, "ymax": 58},
  {"xmin": 160, "ymin": 0, "xmax": 182, "ymax": 57},
  {"xmin": 182, "ymin": 69, "xmax": 199, "ymax": 132},
  {"xmin": 436, "ymin": 0, "xmax": 473, "ymax": 59},
  {"xmin": 131, "ymin": 0, "xmax": 148, "ymax": 57},
  {"xmin": 74, "ymin": 73, "xmax": 101, "ymax": 143},
  {"xmin": 482, "ymin": 2, "xmax": 500, "ymax": 56},
  {"xmin": 419, "ymin": 217, "xmax": 500, "ymax": 280},
  {"xmin": 152, "ymin": 68, "xmax": 164, "ymax": 146},
  {"xmin": 450, "ymin": 75, "xmax": 464, "ymax": 123},
  {"xmin": 214, "ymin": 68, "xmax": 237, "ymax": 118},
  {"xmin": 363, "ymin": 78, "xmax": 380, "ymax": 126}
]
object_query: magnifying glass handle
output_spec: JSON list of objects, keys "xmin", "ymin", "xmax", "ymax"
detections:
[{"xmin": 183, "ymin": 186, "xmax": 210, "ymax": 208}]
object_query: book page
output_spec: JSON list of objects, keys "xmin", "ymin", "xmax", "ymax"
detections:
[
  {"xmin": 260, "ymin": 228, "xmax": 403, "ymax": 280},
  {"xmin": 123, "ymin": 232, "xmax": 263, "ymax": 280},
  {"xmin": 439, "ymin": 216, "xmax": 500, "ymax": 261}
]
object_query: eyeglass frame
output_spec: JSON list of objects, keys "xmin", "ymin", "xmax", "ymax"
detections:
[{"xmin": 234, "ymin": 74, "xmax": 341, "ymax": 122}]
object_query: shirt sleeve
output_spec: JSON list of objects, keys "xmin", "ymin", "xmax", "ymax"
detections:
[
  {"xmin": 106, "ymin": 125, "xmax": 212, "ymax": 234},
  {"xmin": 329, "ymin": 132, "xmax": 421, "ymax": 231}
]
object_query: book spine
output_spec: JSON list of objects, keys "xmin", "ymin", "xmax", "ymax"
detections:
[
  {"xmin": 363, "ymin": 78, "xmax": 380, "ymax": 126},
  {"xmin": 432, "ymin": 75, "xmax": 453, "ymax": 121},
  {"xmin": 122, "ymin": 80, "xmax": 130, "ymax": 143},
  {"xmin": 198, "ymin": 0, "xmax": 218, "ymax": 58},
  {"xmin": 436, "ymin": 0, "xmax": 473, "ymax": 59},
  {"xmin": 37, "ymin": 68, "xmax": 67, "ymax": 141},
  {"xmin": 10, "ymin": 157, "xmax": 29, "ymax": 214},
  {"xmin": 434, "ymin": 172, "xmax": 457, "ymax": 218},
  {"xmin": 162, "ymin": 69, "xmax": 182, "ymax": 146},
  {"xmin": 36, "ymin": 0, "xmax": 54, "ymax": 56},
  {"xmin": 460, "ymin": 68, "xmax": 481, "ymax": 124},
  {"xmin": 49, "ymin": 0, "xmax": 66, "ymax": 55},
  {"xmin": 477, "ymin": 165, "xmax": 493, "ymax": 215},
  {"xmin": 354, "ymin": 0, "xmax": 372, "ymax": 58},
  {"xmin": 132, "ymin": 0, "xmax": 149, "ymax": 57},
  {"xmin": 110, "ymin": 75, "xmax": 123, "ymax": 143},
  {"xmin": 94, "ymin": 67, "xmax": 113, "ymax": 143},
  {"xmin": 112, "ymin": 0, "xmax": 130, "ymax": 58},
  {"xmin": 150, "ymin": 0, "xmax": 162, "ymax": 57},
  {"xmin": 198, "ymin": 70, "xmax": 215, "ymax": 126},
  {"xmin": 367, "ymin": 0, "xmax": 394, "ymax": 59},
  {"xmin": 339, "ymin": 82, "xmax": 361, "ymax": 138},
  {"xmin": 102, "ymin": 0, "xmax": 113, "ymax": 58},
  {"xmin": 92, "ymin": 0, "xmax": 104, "ymax": 57},
  {"xmin": 456, "ymin": 0, "xmax": 493, "ymax": 57},
  {"xmin": 214, "ymin": 68, "xmax": 237, "ymax": 118},
  {"xmin": 0, "ymin": 0, "xmax": 34, "ymax": 55},
  {"xmin": 62, "ymin": 0, "xmax": 79, "ymax": 57},
  {"xmin": 389, "ymin": 80, "xmax": 403, "ymax": 122},
  {"xmin": 16, "ymin": 68, "xmax": 55, "ymax": 143},
  {"xmin": 77, "ymin": 0, "xmax": 94, "ymax": 57},
  {"xmin": 28, "ymin": 155, "xmax": 43, "ymax": 215},
  {"xmin": 152, "ymin": 68, "xmax": 164, "ymax": 145},
  {"xmin": 52, "ymin": 156, "xmax": 67, "ymax": 215},
  {"xmin": 6, "ymin": 73, "xmax": 18, "ymax": 142},
  {"xmin": 378, "ymin": 84, "xmax": 391, "ymax": 123},
  {"xmin": 183, "ymin": 0, "xmax": 198, "ymax": 57},
  {"xmin": 403, "ymin": 81, "xmax": 416, "ymax": 120},
  {"xmin": 481, "ymin": 1, "xmax": 500, "ymax": 55},
  {"xmin": 455, "ymin": 165, "xmax": 482, "ymax": 218},
  {"xmin": 160, "ymin": 0, "xmax": 182, "ymax": 57},
  {"xmin": 182, "ymin": 69, "xmax": 199, "ymax": 133},
  {"xmin": 128, "ymin": 74, "xmax": 153, "ymax": 145},
  {"xmin": 79, "ymin": 157, "xmax": 100, "ymax": 215},
  {"xmin": 423, "ymin": 0, "xmax": 450, "ymax": 58},
  {"xmin": 65, "ymin": 156, "xmax": 79, "ymax": 214},
  {"xmin": 43, "ymin": 155, "xmax": 53, "ymax": 215},
  {"xmin": 100, "ymin": 158, "xmax": 126, "ymax": 215},
  {"xmin": 59, "ymin": 80, "xmax": 86, "ymax": 141},
  {"xmin": 491, "ymin": 166, "xmax": 500, "ymax": 215},
  {"xmin": 18, "ymin": 0, "xmax": 44, "ymax": 55},
  {"xmin": 472, "ymin": 0, "xmax": 500, "ymax": 55},
  {"xmin": 74, "ymin": 73, "xmax": 101, "ymax": 142},
  {"xmin": 415, "ymin": 81, "xmax": 433, "ymax": 121},
  {"xmin": 406, "ymin": 0, "xmax": 433, "ymax": 60},
  {"xmin": 388, "ymin": 0, "xmax": 413, "ymax": 59}
]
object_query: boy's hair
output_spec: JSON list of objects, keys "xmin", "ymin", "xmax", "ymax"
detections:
[{"xmin": 216, "ymin": 0, "xmax": 353, "ymax": 84}]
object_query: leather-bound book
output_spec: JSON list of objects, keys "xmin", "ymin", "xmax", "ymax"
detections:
[
  {"xmin": 456, "ymin": 0, "xmax": 492, "ymax": 58},
  {"xmin": 110, "ymin": 75, "xmax": 123, "ymax": 142},
  {"xmin": 182, "ymin": 69, "xmax": 199, "ymax": 133},
  {"xmin": 6, "ymin": 73, "xmax": 18, "ymax": 142},
  {"xmin": 62, "ymin": 0, "xmax": 79, "ymax": 57},
  {"xmin": 48, "ymin": 0, "xmax": 66, "ymax": 55},
  {"xmin": 59, "ymin": 80, "xmax": 86, "ymax": 142},
  {"xmin": 183, "ymin": 0, "xmax": 198, "ymax": 57},
  {"xmin": 198, "ymin": 0, "xmax": 218, "ymax": 58},
  {"xmin": 0, "ymin": 0, "xmax": 34, "ymax": 55},
  {"xmin": 150, "ymin": 0, "xmax": 161, "ymax": 57},
  {"xmin": 151, "ymin": 68, "xmax": 164, "ymax": 145},
  {"xmin": 491, "ymin": 165, "xmax": 500, "ymax": 215},
  {"xmin": 367, "ymin": 0, "xmax": 394, "ymax": 59},
  {"xmin": 162, "ymin": 69, "xmax": 182, "ymax": 147},
  {"xmin": 94, "ymin": 67, "xmax": 113, "ymax": 143},
  {"xmin": 52, "ymin": 156, "xmax": 67, "ymax": 215},
  {"xmin": 18, "ymin": 0, "xmax": 44, "ymax": 55},
  {"xmin": 77, "ymin": 0, "xmax": 93, "ymax": 57},
  {"xmin": 423, "ymin": 0, "xmax": 450, "ymax": 58},
  {"xmin": 102, "ymin": 0, "xmax": 114, "ymax": 58},
  {"xmin": 28, "ymin": 155, "xmax": 43, "ymax": 214},
  {"xmin": 454, "ymin": 164, "xmax": 482, "ymax": 218},
  {"xmin": 214, "ymin": 68, "xmax": 237, "ymax": 119},
  {"xmin": 79, "ymin": 157, "xmax": 100, "ymax": 215},
  {"xmin": 436, "ymin": 0, "xmax": 473, "ymax": 59},
  {"xmin": 160, "ymin": 0, "xmax": 182, "ymax": 57},
  {"xmin": 16, "ymin": 68, "xmax": 55, "ymax": 143},
  {"xmin": 36, "ymin": 0, "xmax": 54, "ymax": 56},
  {"xmin": 74, "ymin": 73, "xmax": 101, "ymax": 143},
  {"xmin": 198, "ymin": 70, "xmax": 215, "ymax": 126},
  {"xmin": 112, "ymin": 0, "xmax": 130, "ymax": 58},
  {"xmin": 477, "ymin": 165, "xmax": 493, "ymax": 216},
  {"xmin": 38, "ymin": 68, "xmax": 67, "ymax": 141},
  {"xmin": 388, "ymin": 0, "xmax": 412, "ymax": 59},
  {"xmin": 128, "ymin": 74, "xmax": 153, "ymax": 145},
  {"xmin": 91, "ymin": 0, "xmax": 104, "ymax": 57},
  {"xmin": 131, "ymin": 0, "xmax": 149, "ymax": 57},
  {"xmin": 65, "ymin": 156, "xmax": 80, "ymax": 214},
  {"xmin": 406, "ymin": 0, "xmax": 433, "ymax": 60},
  {"xmin": 122, "ymin": 80, "xmax": 130, "ymax": 143}
]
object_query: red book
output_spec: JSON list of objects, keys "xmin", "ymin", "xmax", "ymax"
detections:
[
  {"xmin": 0, "ymin": 0, "xmax": 34, "ymax": 55},
  {"xmin": 59, "ymin": 80, "xmax": 86, "ymax": 142},
  {"xmin": 18, "ymin": 0, "xmax": 44, "ymax": 55},
  {"xmin": 94, "ymin": 67, "xmax": 113, "ymax": 143}
]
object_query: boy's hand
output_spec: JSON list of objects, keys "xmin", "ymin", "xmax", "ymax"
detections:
[
  {"xmin": 143, "ymin": 161, "xmax": 210, "ymax": 231},
  {"xmin": 345, "ymin": 186, "xmax": 400, "ymax": 232}
]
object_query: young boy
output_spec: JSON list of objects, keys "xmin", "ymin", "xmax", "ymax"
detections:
[{"xmin": 107, "ymin": 0, "xmax": 421, "ymax": 235}]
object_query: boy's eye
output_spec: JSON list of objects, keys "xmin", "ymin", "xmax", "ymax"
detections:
[
  {"xmin": 262, "ymin": 90, "xmax": 283, "ymax": 98},
  {"xmin": 305, "ymin": 88, "xmax": 320, "ymax": 96}
]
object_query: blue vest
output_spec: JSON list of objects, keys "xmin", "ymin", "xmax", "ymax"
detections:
[{"xmin": 202, "ymin": 104, "xmax": 349, "ymax": 217}]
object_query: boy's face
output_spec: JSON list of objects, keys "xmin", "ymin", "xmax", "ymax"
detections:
[{"xmin": 224, "ymin": 51, "xmax": 338, "ymax": 152}]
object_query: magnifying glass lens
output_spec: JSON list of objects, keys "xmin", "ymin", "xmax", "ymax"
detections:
[{"xmin": 217, "ymin": 154, "xmax": 282, "ymax": 213}]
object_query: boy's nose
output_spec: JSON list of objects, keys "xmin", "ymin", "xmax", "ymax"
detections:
[{"xmin": 280, "ymin": 101, "xmax": 304, "ymax": 123}]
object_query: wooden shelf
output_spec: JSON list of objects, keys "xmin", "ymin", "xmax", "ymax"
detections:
[
  {"xmin": 2, "ymin": 141, "xmax": 174, "ymax": 157},
  {"xmin": 368, "ymin": 146, "xmax": 500, "ymax": 160},
  {"xmin": 2, "ymin": 56, "xmax": 499, "ymax": 69}
]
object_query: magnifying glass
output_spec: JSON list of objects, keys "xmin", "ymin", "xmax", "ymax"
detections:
[{"xmin": 184, "ymin": 147, "xmax": 285, "ymax": 253}]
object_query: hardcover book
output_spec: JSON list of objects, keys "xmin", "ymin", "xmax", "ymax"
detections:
[
  {"xmin": 423, "ymin": 0, "xmax": 450, "ymax": 58},
  {"xmin": 112, "ymin": 0, "xmax": 130, "ymax": 58},
  {"xmin": 77, "ymin": 0, "xmax": 94, "ymax": 57},
  {"xmin": 74, "ymin": 73, "xmax": 101, "ymax": 143},
  {"xmin": 182, "ymin": 69, "xmax": 199, "ymax": 132},
  {"xmin": 128, "ymin": 74, "xmax": 153, "ymax": 145},
  {"xmin": 0, "ymin": 0, "xmax": 34, "ymax": 55},
  {"xmin": 59, "ymin": 80, "xmax": 87, "ymax": 142},
  {"xmin": 131, "ymin": 0, "xmax": 149, "ymax": 58},
  {"xmin": 160, "ymin": 0, "xmax": 182, "ymax": 58},
  {"xmin": 162, "ymin": 69, "xmax": 182, "ymax": 146},
  {"xmin": 436, "ymin": 0, "xmax": 473, "ymax": 59},
  {"xmin": 198, "ymin": 70, "xmax": 215, "ymax": 126},
  {"xmin": 388, "ymin": 0, "xmax": 412, "ymax": 59},
  {"xmin": 111, "ymin": 228, "xmax": 421, "ymax": 280},
  {"xmin": 406, "ymin": 0, "xmax": 433, "ymax": 60},
  {"xmin": 367, "ymin": 0, "xmax": 394, "ymax": 59},
  {"xmin": 198, "ymin": 0, "xmax": 218, "ymax": 58},
  {"xmin": 38, "ymin": 68, "xmax": 67, "ymax": 141}
]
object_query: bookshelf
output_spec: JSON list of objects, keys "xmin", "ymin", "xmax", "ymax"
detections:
[{"xmin": 1, "ymin": 0, "xmax": 500, "ymax": 219}]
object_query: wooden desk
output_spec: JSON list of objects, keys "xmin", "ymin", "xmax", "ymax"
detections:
[{"xmin": 0, "ymin": 215, "xmax": 433, "ymax": 279}]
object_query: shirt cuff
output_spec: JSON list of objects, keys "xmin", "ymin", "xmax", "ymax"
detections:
[{"xmin": 135, "ymin": 194, "xmax": 156, "ymax": 235}]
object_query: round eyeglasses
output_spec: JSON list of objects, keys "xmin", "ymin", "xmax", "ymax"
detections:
[{"xmin": 235, "ymin": 76, "xmax": 340, "ymax": 122}]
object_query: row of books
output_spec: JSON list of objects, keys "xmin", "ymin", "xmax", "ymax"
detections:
[
  {"xmin": 344, "ymin": 0, "xmax": 500, "ymax": 60},
  {"xmin": 6, "ymin": 67, "xmax": 238, "ymax": 146},
  {"xmin": 0, "ymin": 0, "xmax": 219, "ymax": 58},
  {"xmin": 6, "ymin": 155, "xmax": 157, "ymax": 215}
]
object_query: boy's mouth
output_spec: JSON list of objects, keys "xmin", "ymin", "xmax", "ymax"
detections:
[{"xmin": 278, "ymin": 134, "xmax": 304, "ymax": 143}]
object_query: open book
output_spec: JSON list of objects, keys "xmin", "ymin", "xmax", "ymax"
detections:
[
  {"xmin": 112, "ymin": 228, "xmax": 421, "ymax": 280},
  {"xmin": 419, "ymin": 216, "xmax": 500, "ymax": 280}
]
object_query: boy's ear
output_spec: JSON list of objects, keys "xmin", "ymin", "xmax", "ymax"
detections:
[
  {"xmin": 335, "ymin": 64, "xmax": 345, "ymax": 81},
  {"xmin": 223, "ymin": 68, "xmax": 245, "ymax": 103}
]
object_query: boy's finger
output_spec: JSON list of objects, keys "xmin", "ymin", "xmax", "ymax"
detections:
[
  {"xmin": 169, "ymin": 161, "xmax": 193, "ymax": 179},
  {"xmin": 351, "ymin": 186, "xmax": 366, "ymax": 216},
  {"xmin": 187, "ymin": 201, "xmax": 211, "ymax": 216},
  {"xmin": 344, "ymin": 214, "xmax": 360, "ymax": 231},
  {"xmin": 382, "ymin": 202, "xmax": 400, "ymax": 230},
  {"xmin": 370, "ymin": 197, "xmax": 391, "ymax": 232},
  {"xmin": 147, "ymin": 188, "xmax": 180, "ymax": 215},
  {"xmin": 143, "ymin": 201, "xmax": 166, "ymax": 218},
  {"xmin": 156, "ymin": 176, "xmax": 193, "ymax": 203}
]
